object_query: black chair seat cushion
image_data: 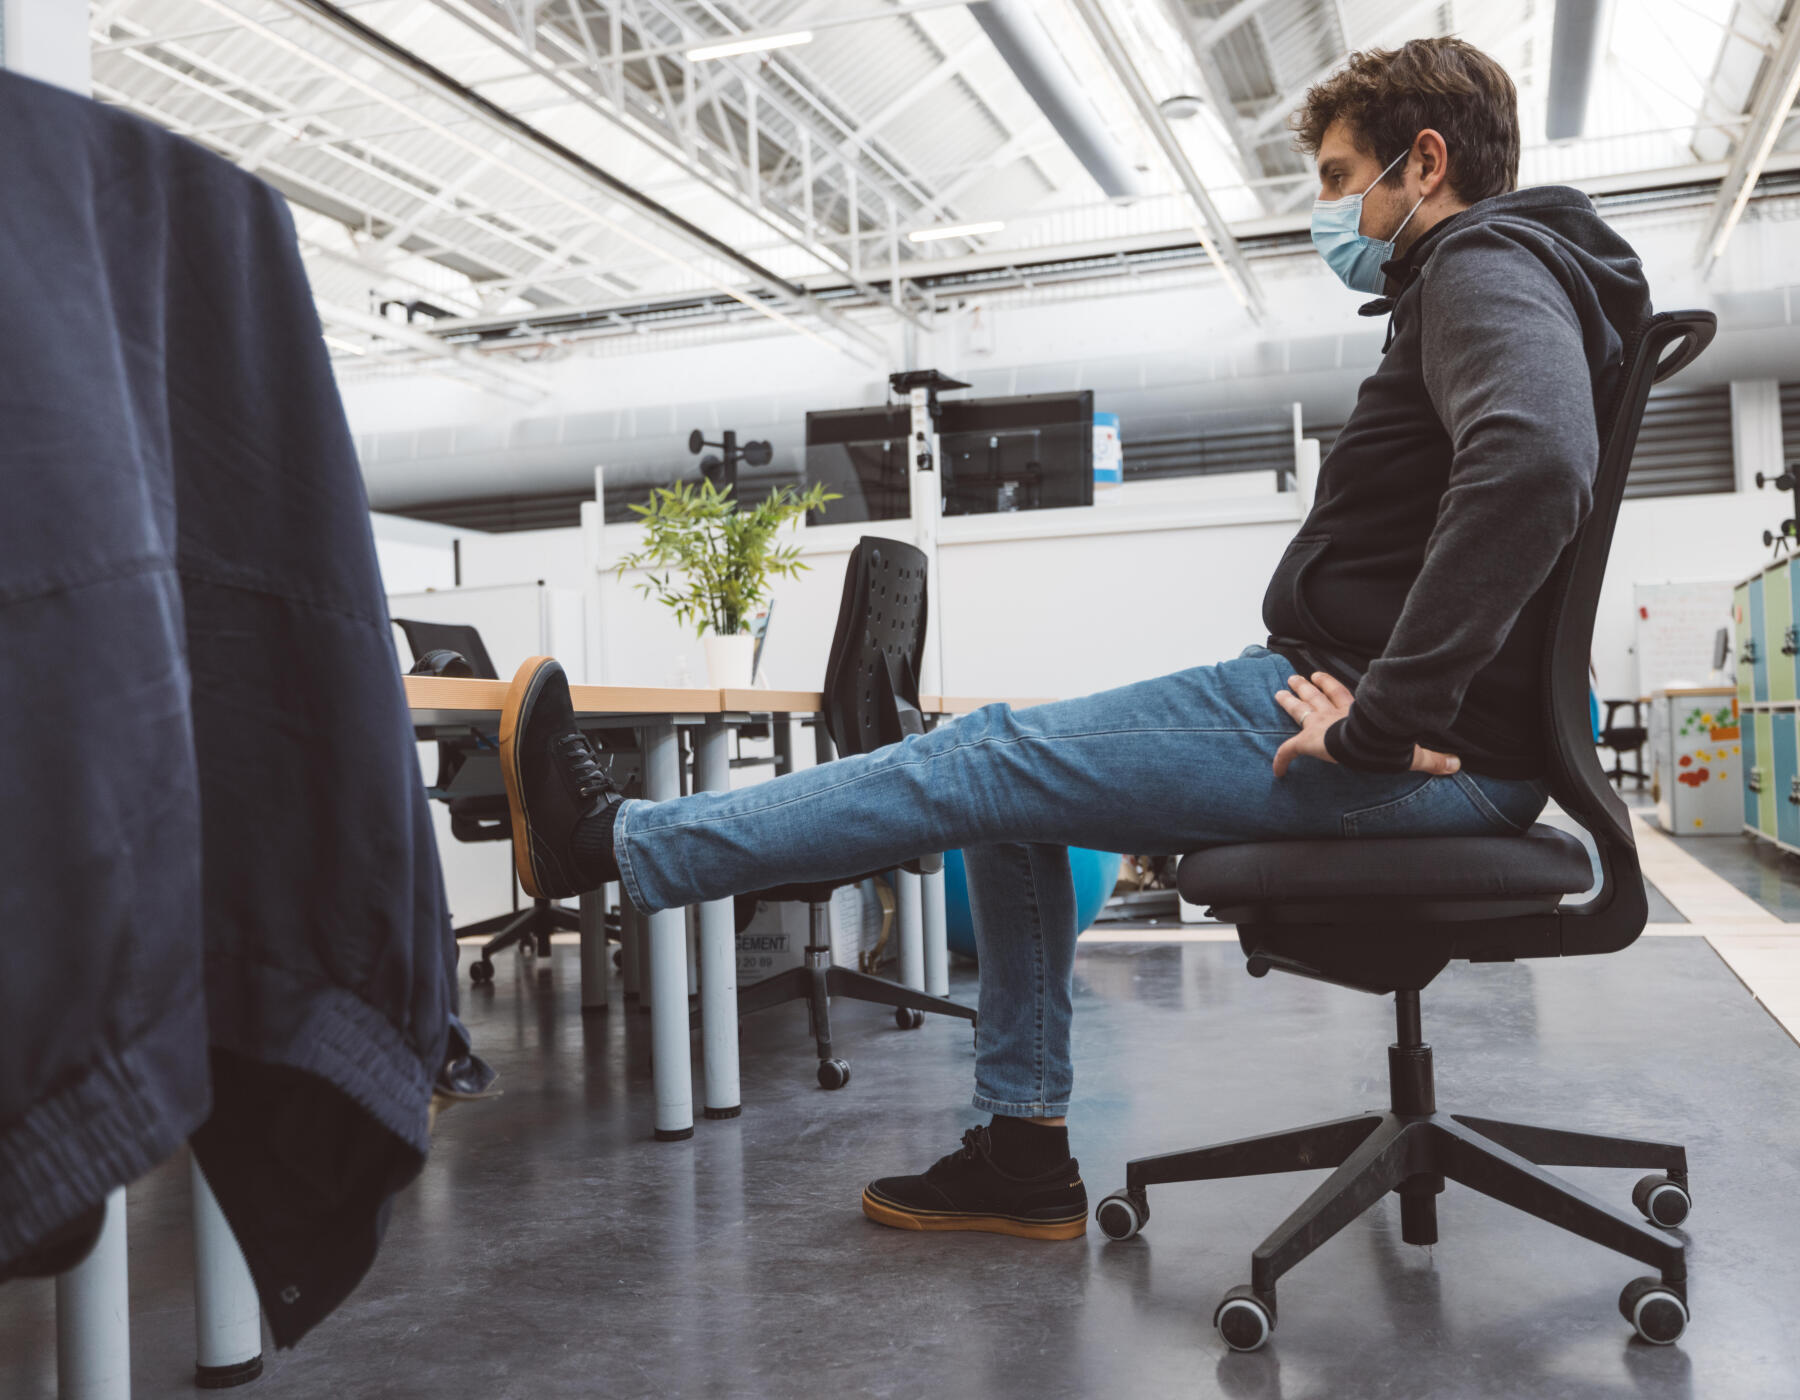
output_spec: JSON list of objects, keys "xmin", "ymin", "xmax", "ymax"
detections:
[{"xmin": 1177, "ymin": 823, "xmax": 1593, "ymax": 907}]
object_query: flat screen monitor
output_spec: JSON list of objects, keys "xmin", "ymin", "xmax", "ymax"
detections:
[{"xmin": 804, "ymin": 390, "xmax": 1095, "ymax": 523}]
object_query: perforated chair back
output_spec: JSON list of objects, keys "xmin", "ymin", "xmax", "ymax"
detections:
[
  {"xmin": 1535, "ymin": 311, "xmax": 1714, "ymax": 953},
  {"xmin": 392, "ymin": 618, "xmax": 499, "ymax": 680},
  {"xmin": 819, "ymin": 537, "xmax": 930, "ymax": 759},
  {"xmin": 392, "ymin": 618, "xmax": 507, "ymax": 841}
]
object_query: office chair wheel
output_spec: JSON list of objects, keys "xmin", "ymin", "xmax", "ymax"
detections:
[
  {"xmin": 1619, "ymin": 1277, "xmax": 1687, "ymax": 1345},
  {"xmin": 817, "ymin": 1058, "xmax": 851, "ymax": 1090},
  {"xmin": 1095, "ymin": 1189, "xmax": 1148, "ymax": 1241},
  {"xmin": 1632, "ymin": 1174, "xmax": 1690, "ymax": 1228},
  {"xmin": 1214, "ymin": 1286, "xmax": 1274, "ymax": 1352},
  {"xmin": 895, "ymin": 1007, "xmax": 924, "ymax": 1030},
  {"xmin": 469, "ymin": 958, "xmax": 495, "ymax": 984}
]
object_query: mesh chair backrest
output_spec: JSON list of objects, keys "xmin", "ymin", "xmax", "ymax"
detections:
[
  {"xmin": 392, "ymin": 618, "xmax": 500, "ymax": 680},
  {"xmin": 820, "ymin": 537, "xmax": 930, "ymax": 757},
  {"xmin": 1537, "ymin": 310, "xmax": 1714, "ymax": 935}
]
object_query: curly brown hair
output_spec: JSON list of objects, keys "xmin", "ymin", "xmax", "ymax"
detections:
[{"xmin": 1292, "ymin": 37, "xmax": 1520, "ymax": 205}]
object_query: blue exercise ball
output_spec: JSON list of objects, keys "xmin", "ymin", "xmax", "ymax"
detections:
[{"xmin": 941, "ymin": 847, "xmax": 1123, "ymax": 962}]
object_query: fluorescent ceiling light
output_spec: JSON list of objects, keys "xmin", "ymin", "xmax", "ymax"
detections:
[
  {"xmin": 686, "ymin": 30, "xmax": 813, "ymax": 61},
  {"xmin": 907, "ymin": 220, "xmax": 1006, "ymax": 243}
]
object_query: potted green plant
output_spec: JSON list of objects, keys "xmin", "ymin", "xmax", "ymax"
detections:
[{"xmin": 614, "ymin": 477, "xmax": 839, "ymax": 688}]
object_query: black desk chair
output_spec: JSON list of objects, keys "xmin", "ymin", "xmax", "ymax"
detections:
[
  {"xmin": 1095, "ymin": 311, "xmax": 1717, "ymax": 1352},
  {"xmin": 725, "ymin": 538, "xmax": 976, "ymax": 1090},
  {"xmin": 1600, "ymin": 698, "xmax": 1649, "ymax": 789},
  {"xmin": 393, "ymin": 617, "xmax": 581, "ymax": 982}
]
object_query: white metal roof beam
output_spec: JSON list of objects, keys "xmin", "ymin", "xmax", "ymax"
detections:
[
  {"xmin": 317, "ymin": 300, "xmax": 551, "ymax": 397},
  {"xmin": 1066, "ymin": 0, "xmax": 1265, "ymax": 321},
  {"xmin": 441, "ymin": 0, "xmax": 936, "ymax": 321},
  {"xmin": 260, "ymin": 0, "xmax": 891, "ymax": 359},
  {"xmin": 1244, "ymin": 0, "xmax": 1446, "ymax": 141},
  {"xmin": 1697, "ymin": 0, "xmax": 1800, "ymax": 269}
]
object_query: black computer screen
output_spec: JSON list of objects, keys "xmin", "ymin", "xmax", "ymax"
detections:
[{"xmin": 804, "ymin": 390, "xmax": 1095, "ymax": 523}]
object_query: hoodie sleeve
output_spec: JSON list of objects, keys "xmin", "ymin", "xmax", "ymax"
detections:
[{"xmin": 1323, "ymin": 224, "xmax": 1598, "ymax": 773}]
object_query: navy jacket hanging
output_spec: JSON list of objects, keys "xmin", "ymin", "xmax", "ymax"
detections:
[{"xmin": 0, "ymin": 69, "xmax": 455, "ymax": 1346}]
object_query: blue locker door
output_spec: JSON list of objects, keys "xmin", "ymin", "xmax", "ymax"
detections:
[
  {"xmin": 1743, "ymin": 715, "xmax": 1760, "ymax": 829},
  {"xmin": 1777, "ymin": 713, "xmax": 1800, "ymax": 847},
  {"xmin": 1750, "ymin": 576, "xmax": 1769, "ymax": 702}
]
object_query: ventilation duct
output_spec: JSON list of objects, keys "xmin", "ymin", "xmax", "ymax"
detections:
[
  {"xmin": 971, "ymin": 0, "xmax": 1148, "ymax": 200},
  {"xmin": 1546, "ymin": 0, "xmax": 1615, "ymax": 140}
]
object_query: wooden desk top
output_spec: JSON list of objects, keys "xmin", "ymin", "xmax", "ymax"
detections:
[
  {"xmin": 405, "ymin": 676, "xmax": 722, "ymax": 717},
  {"xmin": 407, "ymin": 676, "xmax": 1056, "ymax": 719}
]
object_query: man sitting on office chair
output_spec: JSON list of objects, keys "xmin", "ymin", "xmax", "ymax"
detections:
[{"xmin": 498, "ymin": 36, "xmax": 1651, "ymax": 1240}]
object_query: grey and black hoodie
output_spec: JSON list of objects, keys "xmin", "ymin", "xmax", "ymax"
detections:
[{"xmin": 1263, "ymin": 185, "xmax": 1652, "ymax": 780}]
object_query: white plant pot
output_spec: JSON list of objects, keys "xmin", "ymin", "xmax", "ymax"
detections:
[{"xmin": 704, "ymin": 633, "xmax": 756, "ymax": 690}]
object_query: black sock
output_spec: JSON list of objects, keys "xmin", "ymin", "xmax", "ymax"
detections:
[
  {"xmin": 987, "ymin": 1115, "xmax": 1070, "ymax": 1175},
  {"xmin": 569, "ymin": 801, "xmax": 622, "ymax": 887}
]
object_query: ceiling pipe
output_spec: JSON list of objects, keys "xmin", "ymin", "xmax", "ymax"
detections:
[
  {"xmin": 1065, "ymin": 0, "xmax": 1266, "ymax": 321},
  {"xmin": 970, "ymin": 0, "xmax": 1149, "ymax": 200},
  {"xmin": 1697, "ymin": 0, "xmax": 1800, "ymax": 271},
  {"xmin": 1546, "ymin": 0, "xmax": 1615, "ymax": 141}
]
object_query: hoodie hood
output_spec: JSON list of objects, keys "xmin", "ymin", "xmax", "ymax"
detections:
[{"xmin": 1363, "ymin": 185, "xmax": 1652, "ymax": 353}]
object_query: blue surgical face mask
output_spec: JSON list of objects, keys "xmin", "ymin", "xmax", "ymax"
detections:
[{"xmin": 1311, "ymin": 146, "xmax": 1424, "ymax": 294}]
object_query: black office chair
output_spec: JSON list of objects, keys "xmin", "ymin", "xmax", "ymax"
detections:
[
  {"xmin": 393, "ymin": 617, "xmax": 582, "ymax": 982},
  {"xmin": 1600, "ymin": 698, "xmax": 1649, "ymax": 789},
  {"xmin": 722, "ymin": 538, "xmax": 977, "ymax": 1090},
  {"xmin": 1094, "ymin": 311, "xmax": 1717, "ymax": 1352}
]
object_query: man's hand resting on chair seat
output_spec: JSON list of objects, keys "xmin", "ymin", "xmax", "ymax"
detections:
[{"xmin": 1271, "ymin": 671, "xmax": 1462, "ymax": 779}]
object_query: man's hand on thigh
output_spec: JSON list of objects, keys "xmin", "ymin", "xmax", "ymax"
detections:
[{"xmin": 1271, "ymin": 671, "xmax": 1461, "ymax": 778}]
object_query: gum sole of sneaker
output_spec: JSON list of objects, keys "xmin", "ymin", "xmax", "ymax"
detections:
[
  {"xmin": 861, "ymin": 1190, "xmax": 1086, "ymax": 1241},
  {"xmin": 498, "ymin": 655, "xmax": 557, "ymax": 900}
]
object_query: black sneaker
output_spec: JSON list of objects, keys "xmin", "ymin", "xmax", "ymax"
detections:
[
  {"xmin": 862, "ymin": 1126, "xmax": 1088, "ymax": 1240},
  {"xmin": 499, "ymin": 656, "xmax": 622, "ymax": 899}
]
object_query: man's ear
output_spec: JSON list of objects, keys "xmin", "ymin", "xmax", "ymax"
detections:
[{"xmin": 1414, "ymin": 128, "xmax": 1451, "ymax": 198}]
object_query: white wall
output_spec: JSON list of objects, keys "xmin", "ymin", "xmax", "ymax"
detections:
[{"xmin": 370, "ymin": 510, "xmax": 464, "ymax": 593}]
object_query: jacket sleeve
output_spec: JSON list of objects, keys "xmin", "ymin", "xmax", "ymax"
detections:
[{"xmin": 1323, "ymin": 225, "xmax": 1598, "ymax": 773}]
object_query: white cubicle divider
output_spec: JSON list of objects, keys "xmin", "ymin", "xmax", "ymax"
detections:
[{"xmin": 387, "ymin": 580, "xmax": 588, "ymax": 684}]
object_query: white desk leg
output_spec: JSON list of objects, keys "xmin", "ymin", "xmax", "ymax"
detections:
[
  {"xmin": 644, "ymin": 721, "xmax": 694, "ymax": 1140},
  {"xmin": 191, "ymin": 1161, "xmax": 262, "ymax": 1388},
  {"xmin": 922, "ymin": 865, "xmax": 949, "ymax": 998},
  {"xmin": 895, "ymin": 868, "xmax": 925, "ymax": 990},
  {"xmin": 695, "ymin": 717, "xmax": 741, "ymax": 1118},
  {"xmin": 579, "ymin": 885, "xmax": 611, "ymax": 1013},
  {"xmin": 56, "ymin": 1188, "xmax": 129, "ymax": 1400}
]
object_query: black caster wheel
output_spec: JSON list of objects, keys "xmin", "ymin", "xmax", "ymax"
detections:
[
  {"xmin": 817, "ymin": 1058, "xmax": 851, "ymax": 1090},
  {"xmin": 895, "ymin": 1007, "xmax": 924, "ymax": 1030},
  {"xmin": 1633, "ymin": 1174, "xmax": 1690, "ymax": 1228},
  {"xmin": 1619, "ymin": 1276, "xmax": 1688, "ymax": 1345},
  {"xmin": 469, "ymin": 958, "xmax": 495, "ymax": 984},
  {"xmin": 1214, "ymin": 1286, "xmax": 1275, "ymax": 1353},
  {"xmin": 1095, "ymin": 1189, "xmax": 1149, "ymax": 1242}
]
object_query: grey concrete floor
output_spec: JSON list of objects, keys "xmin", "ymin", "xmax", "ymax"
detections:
[
  {"xmin": 1671, "ymin": 832, "xmax": 1800, "ymax": 921},
  {"xmin": 5, "ymin": 929, "xmax": 1799, "ymax": 1400}
]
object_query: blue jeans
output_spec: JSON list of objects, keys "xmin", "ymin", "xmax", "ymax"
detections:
[{"xmin": 613, "ymin": 645, "xmax": 1549, "ymax": 1118}]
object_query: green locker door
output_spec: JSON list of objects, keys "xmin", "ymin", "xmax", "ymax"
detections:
[
  {"xmin": 1770, "ymin": 562, "xmax": 1796, "ymax": 702},
  {"xmin": 1756, "ymin": 710, "xmax": 1778, "ymax": 838},
  {"xmin": 1736, "ymin": 582, "xmax": 1754, "ymax": 705}
]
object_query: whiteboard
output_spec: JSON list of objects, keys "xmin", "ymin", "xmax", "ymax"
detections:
[{"xmin": 1633, "ymin": 580, "xmax": 1735, "ymax": 694}]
